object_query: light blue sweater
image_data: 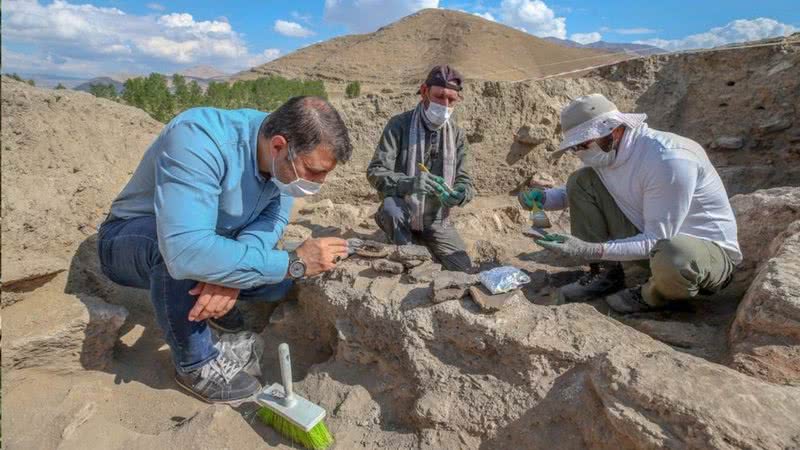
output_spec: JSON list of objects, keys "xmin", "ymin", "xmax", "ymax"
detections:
[{"xmin": 108, "ymin": 107, "xmax": 293, "ymax": 288}]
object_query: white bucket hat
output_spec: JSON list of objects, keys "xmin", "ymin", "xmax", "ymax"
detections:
[{"xmin": 552, "ymin": 93, "xmax": 647, "ymax": 158}]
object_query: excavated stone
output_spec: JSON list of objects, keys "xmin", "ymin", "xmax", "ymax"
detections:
[
  {"xmin": 514, "ymin": 123, "xmax": 550, "ymax": 146},
  {"xmin": 431, "ymin": 270, "xmax": 479, "ymax": 302},
  {"xmin": 468, "ymin": 285, "xmax": 522, "ymax": 312},
  {"xmin": 355, "ymin": 240, "xmax": 392, "ymax": 258},
  {"xmin": 409, "ymin": 262, "xmax": 443, "ymax": 283},
  {"xmin": 712, "ymin": 136, "xmax": 744, "ymax": 150},
  {"xmin": 730, "ymin": 186, "xmax": 800, "ymax": 272},
  {"xmin": 729, "ymin": 221, "xmax": 800, "ymax": 384},
  {"xmin": 3, "ymin": 282, "xmax": 128, "ymax": 372},
  {"xmin": 372, "ymin": 259, "xmax": 405, "ymax": 274},
  {"xmin": 390, "ymin": 244, "xmax": 433, "ymax": 264}
]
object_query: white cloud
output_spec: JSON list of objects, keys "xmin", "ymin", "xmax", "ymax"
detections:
[
  {"xmin": 324, "ymin": 0, "xmax": 439, "ymax": 33},
  {"xmin": 146, "ymin": 3, "xmax": 165, "ymax": 11},
  {"xmin": 570, "ymin": 32, "xmax": 601, "ymax": 44},
  {"xmin": 247, "ymin": 48, "xmax": 281, "ymax": 67},
  {"xmin": 473, "ymin": 11, "xmax": 496, "ymax": 22},
  {"xmin": 498, "ymin": 0, "xmax": 566, "ymax": 39},
  {"xmin": 1, "ymin": 0, "xmax": 265, "ymax": 76},
  {"xmin": 635, "ymin": 18, "xmax": 797, "ymax": 52},
  {"xmin": 274, "ymin": 20, "xmax": 315, "ymax": 38}
]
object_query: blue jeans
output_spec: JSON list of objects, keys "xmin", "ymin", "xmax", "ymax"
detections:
[{"xmin": 97, "ymin": 216, "xmax": 292, "ymax": 372}]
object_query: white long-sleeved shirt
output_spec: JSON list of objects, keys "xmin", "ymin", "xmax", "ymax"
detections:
[{"xmin": 543, "ymin": 125, "xmax": 742, "ymax": 263}]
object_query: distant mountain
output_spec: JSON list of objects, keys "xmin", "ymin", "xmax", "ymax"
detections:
[
  {"xmin": 74, "ymin": 77, "xmax": 126, "ymax": 94},
  {"xmin": 178, "ymin": 65, "xmax": 228, "ymax": 80},
  {"xmin": 544, "ymin": 37, "xmax": 665, "ymax": 56},
  {"xmin": 5, "ymin": 72, "xmax": 89, "ymax": 89}
]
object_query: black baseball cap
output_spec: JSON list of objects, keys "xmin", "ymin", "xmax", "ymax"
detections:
[{"xmin": 417, "ymin": 64, "xmax": 463, "ymax": 94}]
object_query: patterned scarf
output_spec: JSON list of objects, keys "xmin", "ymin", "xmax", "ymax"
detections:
[{"xmin": 405, "ymin": 102, "xmax": 456, "ymax": 231}]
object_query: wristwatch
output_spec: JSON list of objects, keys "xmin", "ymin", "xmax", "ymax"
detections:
[{"xmin": 287, "ymin": 250, "xmax": 307, "ymax": 279}]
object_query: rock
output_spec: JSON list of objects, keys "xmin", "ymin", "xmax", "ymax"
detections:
[
  {"xmin": 0, "ymin": 254, "xmax": 68, "ymax": 293},
  {"xmin": 431, "ymin": 271, "xmax": 479, "ymax": 303},
  {"xmin": 432, "ymin": 271, "xmax": 479, "ymax": 291},
  {"xmin": 712, "ymin": 136, "xmax": 744, "ymax": 150},
  {"xmin": 390, "ymin": 244, "xmax": 433, "ymax": 265},
  {"xmin": 471, "ymin": 240, "xmax": 503, "ymax": 265},
  {"xmin": 755, "ymin": 116, "xmax": 793, "ymax": 134},
  {"xmin": 514, "ymin": 124, "xmax": 549, "ymax": 146},
  {"xmin": 729, "ymin": 221, "xmax": 800, "ymax": 384},
  {"xmin": 409, "ymin": 262, "xmax": 442, "ymax": 283},
  {"xmin": 730, "ymin": 187, "xmax": 800, "ymax": 272},
  {"xmin": 469, "ymin": 286, "xmax": 522, "ymax": 312},
  {"xmin": 3, "ymin": 285, "xmax": 128, "ymax": 372},
  {"xmin": 355, "ymin": 240, "xmax": 392, "ymax": 258},
  {"xmin": 433, "ymin": 287, "xmax": 468, "ymax": 303},
  {"xmin": 372, "ymin": 259, "xmax": 405, "ymax": 274}
]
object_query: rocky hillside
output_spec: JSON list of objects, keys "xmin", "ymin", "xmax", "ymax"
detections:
[
  {"xmin": 235, "ymin": 8, "xmax": 624, "ymax": 84},
  {"xmin": 315, "ymin": 32, "xmax": 799, "ymax": 204}
]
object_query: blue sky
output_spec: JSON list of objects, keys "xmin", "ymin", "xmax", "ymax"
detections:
[{"xmin": 2, "ymin": 0, "xmax": 798, "ymax": 79}]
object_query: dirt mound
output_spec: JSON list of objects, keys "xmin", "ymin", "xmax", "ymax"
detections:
[
  {"xmin": 235, "ymin": 9, "xmax": 622, "ymax": 85},
  {"xmin": 0, "ymin": 76, "xmax": 161, "ymax": 289}
]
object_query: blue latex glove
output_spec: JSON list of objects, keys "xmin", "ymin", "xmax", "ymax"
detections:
[
  {"xmin": 441, "ymin": 184, "xmax": 466, "ymax": 207},
  {"xmin": 518, "ymin": 188, "xmax": 545, "ymax": 210}
]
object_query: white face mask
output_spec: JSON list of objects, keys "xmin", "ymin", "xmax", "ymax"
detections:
[
  {"xmin": 424, "ymin": 101, "xmax": 453, "ymax": 127},
  {"xmin": 271, "ymin": 150, "xmax": 322, "ymax": 198},
  {"xmin": 575, "ymin": 141, "xmax": 616, "ymax": 168}
]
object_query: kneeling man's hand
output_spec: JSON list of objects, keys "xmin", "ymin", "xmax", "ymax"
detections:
[
  {"xmin": 536, "ymin": 233, "xmax": 604, "ymax": 260},
  {"xmin": 296, "ymin": 237, "xmax": 349, "ymax": 277},
  {"xmin": 188, "ymin": 282, "xmax": 240, "ymax": 321}
]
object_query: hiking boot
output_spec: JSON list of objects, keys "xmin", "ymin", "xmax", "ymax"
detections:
[
  {"xmin": 208, "ymin": 306, "xmax": 245, "ymax": 333},
  {"xmin": 604, "ymin": 286, "xmax": 661, "ymax": 314},
  {"xmin": 557, "ymin": 263, "xmax": 625, "ymax": 303},
  {"xmin": 174, "ymin": 352, "xmax": 261, "ymax": 404}
]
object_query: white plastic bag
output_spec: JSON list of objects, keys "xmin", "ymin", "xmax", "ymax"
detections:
[{"xmin": 479, "ymin": 266, "xmax": 531, "ymax": 294}]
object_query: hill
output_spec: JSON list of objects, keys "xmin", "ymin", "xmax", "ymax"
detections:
[
  {"xmin": 235, "ymin": 8, "xmax": 628, "ymax": 84},
  {"xmin": 73, "ymin": 76, "xmax": 127, "ymax": 94}
]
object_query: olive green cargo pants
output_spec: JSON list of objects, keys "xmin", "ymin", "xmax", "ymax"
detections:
[{"xmin": 566, "ymin": 167, "xmax": 735, "ymax": 306}]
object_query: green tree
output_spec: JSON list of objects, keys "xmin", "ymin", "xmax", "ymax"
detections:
[
  {"xmin": 120, "ymin": 73, "xmax": 327, "ymax": 123},
  {"xmin": 26, "ymin": 78, "xmax": 35, "ymax": 86},
  {"xmin": 89, "ymin": 83, "xmax": 117, "ymax": 99},
  {"xmin": 55, "ymin": 83, "xmax": 67, "ymax": 90},
  {"xmin": 172, "ymin": 74, "xmax": 189, "ymax": 113},
  {"xmin": 345, "ymin": 81, "xmax": 361, "ymax": 99},
  {"xmin": 7, "ymin": 73, "xmax": 23, "ymax": 82}
]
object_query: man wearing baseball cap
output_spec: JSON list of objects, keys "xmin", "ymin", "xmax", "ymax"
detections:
[
  {"xmin": 518, "ymin": 93, "xmax": 741, "ymax": 313},
  {"xmin": 366, "ymin": 64, "xmax": 474, "ymax": 271}
]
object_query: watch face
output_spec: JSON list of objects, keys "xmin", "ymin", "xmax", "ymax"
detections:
[{"xmin": 289, "ymin": 260, "xmax": 306, "ymax": 278}]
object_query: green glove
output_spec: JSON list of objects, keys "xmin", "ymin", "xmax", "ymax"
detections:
[
  {"xmin": 441, "ymin": 184, "xmax": 466, "ymax": 207},
  {"xmin": 412, "ymin": 172, "xmax": 445, "ymax": 196},
  {"xmin": 518, "ymin": 188, "xmax": 545, "ymax": 210},
  {"xmin": 536, "ymin": 233, "xmax": 604, "ymax": 260}
]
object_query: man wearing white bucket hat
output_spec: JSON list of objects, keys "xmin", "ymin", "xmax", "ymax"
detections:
[{"xmin": 518, "ymin": 93, "xmax": 741, "ymax": 313}]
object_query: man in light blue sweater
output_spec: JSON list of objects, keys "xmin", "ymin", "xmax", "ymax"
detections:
[{"xmin": 98, "ymin": 96, "xmax": 352, "ymax": 403}]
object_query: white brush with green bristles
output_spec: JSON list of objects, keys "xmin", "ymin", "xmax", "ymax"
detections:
[{"xmin": 256, "ymin": 343, "xmax": 333, "ymax": 449}]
